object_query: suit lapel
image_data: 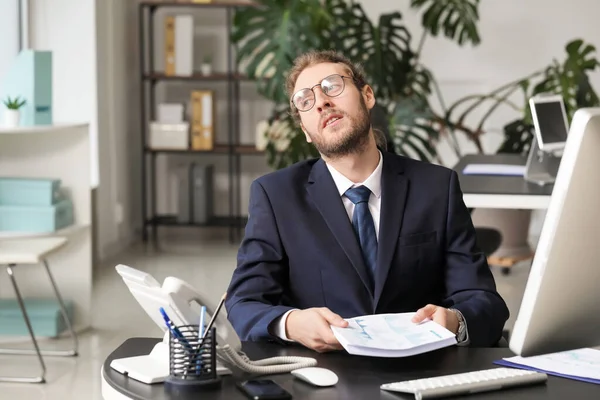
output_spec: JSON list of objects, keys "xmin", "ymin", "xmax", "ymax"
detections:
[
  {"xmin": 305, "ymin": 159, "xmax": 374, "ymax": 298},
  {"xmin": 374, "ymin": 153, "xmax": 409, "ymax": 309}
]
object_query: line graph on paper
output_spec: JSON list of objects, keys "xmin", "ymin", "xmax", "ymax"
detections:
[{"xmin": 337, "ymin": 314, "xmax": 446, "ymax": 349}]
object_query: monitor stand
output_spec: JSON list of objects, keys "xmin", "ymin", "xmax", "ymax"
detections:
[{"xmin": 524, "ymin": 137, "xmax": 562, "ymax": 186}]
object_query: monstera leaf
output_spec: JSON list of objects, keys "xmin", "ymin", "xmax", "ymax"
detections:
[
  {"xmin": 327, "ymin": 0, "xmax": 414, "ymax": 101},
  {"xmin": 531, "ymin": 40, "xmax": 600, "ymax": 119},
  {"xmin": 410, "ymin": 0, "xmax": 481, "ymax": 46},
  {"xmin": 496, "ymin": 119, "xmax": 535, "ymax": 155},
  {"xmin": 390, "ymin": 95, "xmax": 440, "ymax": 161},
  {"xmin": 232, "ymin": 0, "xmax": 332, "ymax": 104}
]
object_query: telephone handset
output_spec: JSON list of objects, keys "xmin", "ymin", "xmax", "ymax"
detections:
[{"xmin": 111, "ymin": 264, "xmax": 316, "ymax": 384}]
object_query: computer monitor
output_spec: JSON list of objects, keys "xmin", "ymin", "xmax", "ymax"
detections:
[
  {"xmin": 509, "ymin": 107, "xmax": 600, "ymax": 357},
  {"xmin": 529, "ymin": 94, "xmax": 570, "ymax": 153}
]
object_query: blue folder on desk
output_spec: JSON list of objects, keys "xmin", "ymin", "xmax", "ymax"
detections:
[{"xmin": 494, "ymin": 348, "xmax": 600, "ymax": 385}]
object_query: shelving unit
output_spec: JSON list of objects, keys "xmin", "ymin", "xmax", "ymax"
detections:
[
  {"xmin": 0, "ymin": 123, "xmax": 93, "ymax": 333},
  {"xmin": 138, "ymin": 1, "xmax": 261, "ymax": 246}
]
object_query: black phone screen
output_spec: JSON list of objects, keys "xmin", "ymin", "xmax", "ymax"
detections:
[{"xmin": 237, "ymin": 379, "xmax": 292, "ymax": 399}]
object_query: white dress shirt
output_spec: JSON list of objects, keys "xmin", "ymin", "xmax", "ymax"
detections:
[
  {"xmin": 270, "ymin": 152, "xmax": 469, "ymax": 345},
  {"xmin": 272, "ymin": 152, "xmax": 383, "ymax": 341}
]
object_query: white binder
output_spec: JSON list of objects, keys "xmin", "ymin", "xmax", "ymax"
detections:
[{"xmin": 174, "ymin": 15, "xmax": 193, "ymax": 76}]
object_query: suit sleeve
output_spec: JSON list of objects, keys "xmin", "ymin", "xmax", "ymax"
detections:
[
  {"xmin": 440, "ymin": 170, "xmax": 510, "ymax": 346},
  {"xmin": 225, "ymin": 180, "xmax": 294, "ymax": 342}
]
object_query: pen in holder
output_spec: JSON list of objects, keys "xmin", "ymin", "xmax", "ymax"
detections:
[{"xmin": 165, "ymin": 325, "xmax": 222, "ymax": 392}]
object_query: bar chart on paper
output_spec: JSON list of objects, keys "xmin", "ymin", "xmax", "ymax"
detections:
[{"xmin": 331, "ymin": 313, "xmax": 457, "ymax": 357}]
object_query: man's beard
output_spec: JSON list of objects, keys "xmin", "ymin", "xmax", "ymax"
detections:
[{"xmin": 309, "ymin": 99, "xmax": 371, "ymax": 159}]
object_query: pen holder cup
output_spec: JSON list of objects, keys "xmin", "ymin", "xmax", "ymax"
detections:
[{"xmin": 165, "ymin": 325, "xmax": 222, "ymax": 392}]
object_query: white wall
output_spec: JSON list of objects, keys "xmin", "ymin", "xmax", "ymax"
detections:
[
  {"xmin": 29, "ymin": 0, "xmax": 99, "ymax": 187},
  {"xmin": 0, "ymin": 0, "xmax": 20, "ymax": 81},
  {"xmin": 94, "ymin": 0, "xmax": 141, "ymax": 260}
]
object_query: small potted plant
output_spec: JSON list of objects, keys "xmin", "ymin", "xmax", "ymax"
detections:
[
  {"xmin": 201, "ymin": 54, "xmax": 212, "ymax": 76},
  {"xmin": 2, "ymin": 96, "xmax": 26, "ymax": 128}
]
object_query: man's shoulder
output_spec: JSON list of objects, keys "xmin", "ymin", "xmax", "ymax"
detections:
[
  {"xmin": 388, "ymin": 152, "xmax": 454, "ymax": 179},
  {"xmin": 254, "ymin": 158, "xmax": 320, "ymax": 189}
]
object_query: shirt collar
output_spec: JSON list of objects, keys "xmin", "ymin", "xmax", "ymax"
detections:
[{"xmin": 325, "ymin": 151, "xmax": 383, "ymax": 199}]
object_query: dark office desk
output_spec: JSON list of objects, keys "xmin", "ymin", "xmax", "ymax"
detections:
[
  {"xmin": 454, "ymin": 154, "xmax": 553, "ymax": 209},
  {"xmin": 101, "ymin": 338, "xmax": 600, "ymax": 399}
]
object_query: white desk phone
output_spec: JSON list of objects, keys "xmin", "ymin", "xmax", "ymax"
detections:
[{"xmin": 110, "ymin": 264, "xmax": 318, "ymax": 384}]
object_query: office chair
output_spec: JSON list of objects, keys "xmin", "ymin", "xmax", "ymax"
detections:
[{"xmin": 470, "ymin": 213, "xmax": 510, "ymax": 345}]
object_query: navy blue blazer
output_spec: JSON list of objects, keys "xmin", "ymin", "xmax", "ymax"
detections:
[{"xmin": 225, "ymin": 152, "xmax": 509, "ymax": 347}]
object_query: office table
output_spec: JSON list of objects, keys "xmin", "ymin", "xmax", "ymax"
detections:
[
  {"xmin": 454, "ymin": 154, "xmax": 553, "ymax": 209},
  {"xmin": 454, "ymin": 154, "xmax": 555, "ymax": 271},
  {"xmin": 101, "ymin": 338, "xmax": 600, "ymax": 399}
]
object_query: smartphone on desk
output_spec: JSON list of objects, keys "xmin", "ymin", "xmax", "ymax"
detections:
[{"xmin": 237, "ymin": 379, "xmax": 292, "ymax": 400}]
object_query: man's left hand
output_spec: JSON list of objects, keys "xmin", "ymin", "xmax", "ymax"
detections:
[{"xmin": 411, "ymin": 304, "xmax": 459, "ymax": 334}]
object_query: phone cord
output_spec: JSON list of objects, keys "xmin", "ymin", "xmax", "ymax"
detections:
[{"xmin": 217, "ymin": 345, "xmax": 317, "ymax": 375}]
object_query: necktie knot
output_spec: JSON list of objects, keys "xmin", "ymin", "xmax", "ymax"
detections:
[{"xmin": 344, "ymin": 185, "xmax": 372, "ymax": 205}]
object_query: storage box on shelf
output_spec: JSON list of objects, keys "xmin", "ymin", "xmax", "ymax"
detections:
[{"xmin": 0, "ymin": 177, "xmax": 74, "ymax": 234}]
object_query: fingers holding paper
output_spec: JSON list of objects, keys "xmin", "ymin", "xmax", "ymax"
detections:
[
  {"xmin": 286, "ymin": 307, "xmax": 348, "ymax": 353},
  {"xmin": 412, "ymin": 304, "xmax": 459, "ymax": 335}
]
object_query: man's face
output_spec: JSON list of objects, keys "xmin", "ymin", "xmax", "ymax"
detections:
[{"xmin": 292, "ymin": 62, "xmax": 375, "ymax": 158}]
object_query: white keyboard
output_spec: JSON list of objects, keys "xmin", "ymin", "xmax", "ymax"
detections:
[{"xmin": 380, "ymin": 368, "xmax": 547, "ymax": 399}]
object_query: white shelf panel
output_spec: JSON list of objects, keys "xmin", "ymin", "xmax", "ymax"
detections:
[
  {"xmin": 0, "ymin": 223, "xmax": 90, "ymax": 240},
  {"xmin": 0, "ymin": 123, "xmax": 88, "ymax": 135}
]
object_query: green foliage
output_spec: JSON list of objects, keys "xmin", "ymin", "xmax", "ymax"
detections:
[
  {"xmin": 233, "ymin": 0, "xmax": 477, "ymax": 168},
  {"xmin": 2, "ymin": 96, "xmax": 26, "ymax": 110},
  {"xmin": 327, "ymin": 1, "xmax": 414, "ymax": 101},
  {"xmin": 410, "ymin": 0, "xmax": 481, "ymax": 45},
  {"xmin": 233, "ymin": 1, "xmax": 599, "ymax": 169},
  {"xmin": 232, "ymin": 0, "xmax": 332, "ymax": 104}
]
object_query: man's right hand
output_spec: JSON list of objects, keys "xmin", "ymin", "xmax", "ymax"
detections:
[{"xmin": 285, "ymin": 307, "xmax": 349, "ymax": 353}]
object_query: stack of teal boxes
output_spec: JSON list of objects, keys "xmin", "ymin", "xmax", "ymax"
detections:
[
  {"xmin": 0, "ymin": 177, "xmax": 74, "ymax": 233},
  {"xmin": 0, "ymin": 177, "xmax": 74, "ymax": 337}
]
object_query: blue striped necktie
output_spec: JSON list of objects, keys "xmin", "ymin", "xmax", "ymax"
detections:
[{"xmin": 344, "ymin": 185, "xmax": 378, "ymax": 289}]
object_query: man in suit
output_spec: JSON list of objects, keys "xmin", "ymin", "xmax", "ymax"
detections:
[{"xmin": 225, "ymin": 50, "xmax": 509, "ymax": 352}]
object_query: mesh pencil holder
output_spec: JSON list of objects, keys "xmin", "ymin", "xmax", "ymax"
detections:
[{"xmin": 165, "ymin": 325, "xmax": 222, "ymax": 392}]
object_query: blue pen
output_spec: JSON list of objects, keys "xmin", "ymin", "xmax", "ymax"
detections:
[
  {"xmin": 199, "ymin": 305, "xmax": 206, "ymax": 340},
  {"xmin": 159, "ymin": 307, "xmax": 193, "ymax": 352}
]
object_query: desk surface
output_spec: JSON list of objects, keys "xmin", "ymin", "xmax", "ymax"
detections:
[
  {"xmin": 102, "ymin": 338, "xmax": 600, "ymax": 400},
  {"xmin": 455, "ymin": 154, "xmax": 553, "ymax": 209}
]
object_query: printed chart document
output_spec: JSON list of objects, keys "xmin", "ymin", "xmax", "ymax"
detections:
[
  {"xmin": 330, "ymin": 313, "xmax": 457, "ymax": 358},
  {"xmin": 495, "ymin": 348, "xmax": 600, "ymax": 384}
]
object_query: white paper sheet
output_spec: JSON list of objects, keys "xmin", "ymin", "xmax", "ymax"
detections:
[
  {"xmin": 462, "ymin": 163, "xmax": 526, "ymax": 176},
  {"xmin": 331, "ymin": 313, "xmax": 456, "ymax": 357},
  {"xmin": 502, "ymin": 348, "xmax": 600, "ymax": 381}
]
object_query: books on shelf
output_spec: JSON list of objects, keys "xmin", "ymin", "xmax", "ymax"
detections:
[{"xmin": 331, "ymin": 313, "xmax": 457, "ymax": 358}]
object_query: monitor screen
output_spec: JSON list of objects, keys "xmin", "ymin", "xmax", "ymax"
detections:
[{"xmin": 532, "ymin": 101, "xmax": 569, "ymax": 144}]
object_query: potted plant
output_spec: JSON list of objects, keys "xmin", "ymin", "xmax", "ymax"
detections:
[
  {"xmin": 201, "ymin": 55, "xmax": 212, "ymax": 76},
  {"xmin": 2, "ymin": 96, "xmax": 26, "ymax": 128},
  {"xmin": 232, "ymin": 1, "xmax": 600, "ymax": 271}
]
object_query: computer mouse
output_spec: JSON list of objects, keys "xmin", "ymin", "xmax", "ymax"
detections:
[{"xmin": 291, "ymin": 367, "xmax": 339, "ymax": 387}]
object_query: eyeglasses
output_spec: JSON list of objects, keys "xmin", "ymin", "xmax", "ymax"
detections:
[{"xmin": 291, "ymin": 74, "xmax": 353, "ymax": 112}]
